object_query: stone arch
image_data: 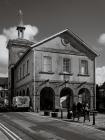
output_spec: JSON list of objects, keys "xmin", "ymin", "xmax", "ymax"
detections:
[
  {"xmin": 19, "ymin": 91, "xmax": 21, "ymax": 96},
  {"xmin": 40, "ymin": 87, "xmax": 55, "ymax": 111},
  {"xmin": 78, "ymin": 88, "xmax": 91, "ymax": 107},
  {"xmin": 26, "ymin": 88, "xmax": 30, "ymax": 96},
  {"xmin": 0, "ymin": 91, "xmax": 3, "ymax": 97},
  {"xmin": 16, "ymin": 92, "xmax": 18, "ymax": 96},
  {"xmin": 22, "ymin": 89, "xmax": 25, "ymax": 96},
  {"xmin": 37, "ymin": 84, "xmax": 55, "ymax": 96},
  {"xmin": 60, "ymin": 87, "xmax": 74, "ymax": 109}
]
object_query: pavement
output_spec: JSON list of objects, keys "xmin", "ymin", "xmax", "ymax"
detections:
[
  {"xmin": 0, "ymin": 111, "xmax": 105, "ymax": 140},
  {"xmin": 27, "ymin": 111, "xmax": 105, "ymax": 140},
  {"xmin": 38, "ymin": 111, "xmax": 105, "ymax": 132}
]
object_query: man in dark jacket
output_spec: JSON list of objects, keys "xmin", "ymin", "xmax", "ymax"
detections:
[{"xmin": 77, "ymin": 102, "xmax": 82, "ymax": 121}]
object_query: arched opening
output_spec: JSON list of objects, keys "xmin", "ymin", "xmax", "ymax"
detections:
[
  {"xmin": 78, "ymin": 88, "xmax": 91, "ymax": 107},
  {"xmin": 40, "ymin": 87, "xmax": 55, "ymax": 111},
  {"xmin": 23, "ymin": 90, "xmax": 25, "ymax": 96},
  {"xmin": 16, "ymin": 92, "xmax": 18, "ymax": 96},
  {"xmin": 19, "ymin": 91, "xmax": 21, "ymax": 96},
  {"xmin": 60, "ymin": 87, "xmax": 73, "ymax": 109},
  {"xmin": 26, "ymin": 88, "xmax": 30, "ymax": 96},
  {"xmin": 0, "ymin": 91, "xmax": 3, "ymax": 97}
]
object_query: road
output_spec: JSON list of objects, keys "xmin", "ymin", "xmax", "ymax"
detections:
[{"xmin": 0, "ymin": 112, "xmax": 104, "ymax": 140}]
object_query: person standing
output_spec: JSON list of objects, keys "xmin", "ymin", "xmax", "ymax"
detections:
[
  {"xmin": 84, "ymin": 103, "xmax": 90, "ymax": 122},
  {"xmin": 77, "ymin": 102, "xmax": 82, "ymax": 121},
  {"xmin": 72, "ymin": 102, "xmax": 77, "ymax": 121}
]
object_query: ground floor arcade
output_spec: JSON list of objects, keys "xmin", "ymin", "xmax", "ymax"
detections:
[
  {"xmin": 14, "ymin": 81, "xmax": 95, "ymax": 112},
  {"xmin": 35, "ymin": 81, "xmax": 95, "ymax": 112}
]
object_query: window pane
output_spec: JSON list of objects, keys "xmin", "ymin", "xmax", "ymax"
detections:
[
  {"xmin": 23, "ymin": 64, "xmax": 25, "ymax": 77},
  {"xmin": 63, "ymin": 58, "xmax": 71, "ymax": 73},
  {"xmin": 80, "ymin": 60, "xmax": 88, "ymax": 74},
  {"xmin": 27, "ymin": 60, "xmax": 29, "ymax": 74},
  {"xmin": 18, "ymin": 70, "xmax": 19, "ymax": 80},
  {"xmin": 20, "ymin": 67, "xmax": 21, "ymax": 79},
  {"xmin": 43, "ymin": 56, "xmax": 52, "ymax": 72}
]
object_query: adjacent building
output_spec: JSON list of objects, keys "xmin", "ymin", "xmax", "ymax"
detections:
[
  {"xmin": 7, "ymin": 23, "xmax": 98, "ymax": 111},
  {"xmin": 0, "ymin": 77, "xmax": 8, "ymax": 103}
]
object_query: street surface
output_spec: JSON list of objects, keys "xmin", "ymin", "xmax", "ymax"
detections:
[{"xmin": 0, "ymin": 112, "xmax": 105, "ymax": 140}]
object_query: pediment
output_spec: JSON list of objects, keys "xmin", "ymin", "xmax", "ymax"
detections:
[
  {"xmin": 35, "ymin": 36, "xmax": 84, "ymax": 55},
  {"xmin": 33, "ymin": 29, "xmax": 97, "ymax": 59}
]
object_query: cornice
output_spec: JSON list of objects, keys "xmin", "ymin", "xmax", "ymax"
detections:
[
  {"xmin": 7, "ymin": 39, "xmax": 34, "ymax": 49},
  {"xmin": 35, "ymin": 47, "xmax": 85, "ymax": 56}
]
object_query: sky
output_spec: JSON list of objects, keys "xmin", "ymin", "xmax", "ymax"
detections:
[{"xmin": 0, "ymin": 0, "xmax": 105, "ymax": 85}]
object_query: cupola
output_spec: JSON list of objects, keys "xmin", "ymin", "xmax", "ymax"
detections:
[{"xmin": 16, "ymin": 10, "xmax": 25, "ymax": 39}]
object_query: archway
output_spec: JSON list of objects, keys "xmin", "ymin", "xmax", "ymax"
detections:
[
  {"xmin": 22, "ymin": 90, "xmax": 25, "ymax": 96},
  {"xmin": 40, "ymin": 87, "xmax": 55, "ymax": 111},
  {"xmin": 60, "ymin": 87, "xmax": 73, "ymax": 109},
  {"xmin": 26, "ymin": 88, "xmax": 30, "ymax": 96},
  {"xmin": 16, "ymin": 92, "xmax": 18, "ymax": 96},
  {"xmin": 0, "ymin": 91, "xmax": 3, "ymax": 97},
  {"xmin": 78, "ymin": 88, "xmax": 91, "ymax": 107},
  {"xmin": 19, "ymin": 91, "xmax": 21, "ymax": 96}
]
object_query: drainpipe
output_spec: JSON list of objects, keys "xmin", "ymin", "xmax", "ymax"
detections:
[
  {"xmin": 94, "ymin": 58, "xmax": 96, "ymax": 110},
  {"xmin": 93, "ymin": 58, "xmax": 96, "ymax": 125}
]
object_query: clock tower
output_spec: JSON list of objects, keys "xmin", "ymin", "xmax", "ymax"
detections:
[{"xmin": 7, "ymin": 10, "xmax": 34, "ymax": 107}]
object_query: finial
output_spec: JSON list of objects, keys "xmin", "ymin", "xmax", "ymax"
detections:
[
  {"xmin": 18, "ymin": 9, "xmax": 24, "ymax": 26},
  {"xmin": 17, "ymin": 9, "xmax": 25, "ymax": 38}
]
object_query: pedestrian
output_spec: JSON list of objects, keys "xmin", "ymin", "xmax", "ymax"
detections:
[
  {"xmin": 77, "ymin": 102, "xmax": 82, "ymax": 121},
  {"xmin": 84, "ymin": 103, "xmax": 90, "ymax": 122},
  {"xmin": 72, "ymin": 102, "xmax": 77, "ymax": 121}
]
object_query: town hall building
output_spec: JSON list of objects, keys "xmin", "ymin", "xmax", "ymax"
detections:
[{"xmin": 7, "ymin": 22, "xmax": 98, "ymax": 112}]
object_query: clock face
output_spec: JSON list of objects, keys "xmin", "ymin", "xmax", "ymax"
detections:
[
  {"xmin": 61, "ymin": 38, "xmax": 70, "ymax": 46},
  {"xmin": 17, "ymin": 52, "xmax": 24, "ymax": 57}
]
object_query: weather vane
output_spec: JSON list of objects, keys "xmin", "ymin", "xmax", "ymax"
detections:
[{"xmin": 18, "ymin": 9, "xmax": 24, "ymax": 26}]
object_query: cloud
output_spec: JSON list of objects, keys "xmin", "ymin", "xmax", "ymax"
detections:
[
  {"xmin": 0, "ymin": 73, "xmax": 8, "ymax": 77},
  {"xmin": 3, "ymin": 25, "xmax": 38, "ymax": 41},
  {"xmin": 3, "ymin": 26, "xmax": 17, "ymax": 40},
  {"xmin": 98, "ymin": 33, "xmax": 105, "ymax": 45},
  {"xmin": 0, "ymin": 25, "xmax": 38, "ymax": 77},
  {"xmin": 0, "ymin": 35, "xmax": 8, "ymax": 77},
  {"xmin": 24, "ymin": 25, "xmax": 38, "ymax": 41},
  {"xmin": 96, "ymin": 66, "xmax": 105, "ymax": 85}
]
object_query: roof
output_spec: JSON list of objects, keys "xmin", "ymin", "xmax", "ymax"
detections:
[
  {"xmin": 14, "ymin": 28, "xmax": 98, "ymax": 68},
  {"xmin": 31, "ymin": 29, "xmax": 68, "ymax": 48},
  {"xmin": 31, "ymin": 28, "xmax": 98, "ymax": 56}
]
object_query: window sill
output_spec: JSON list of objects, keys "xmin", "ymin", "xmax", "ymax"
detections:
[
  {"xmin": 39, "ymin": 71, "xmax": 54, "ymax": 74},
  {"xmin": 78, "ymin": 73, "xmax": 90, "ymax": 77},
  {"xmin": 59, "ymin": 72, "xmax": 73, "ymax": 76}
]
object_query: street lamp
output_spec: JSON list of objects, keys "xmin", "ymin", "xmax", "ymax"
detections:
[
  {"xmin": 92, "ymin": 93, "xmax": 96, "ymax": 125},
  {"xmin": 92, "ymin": 80, "xmax": 98, "ymax": 125}
]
